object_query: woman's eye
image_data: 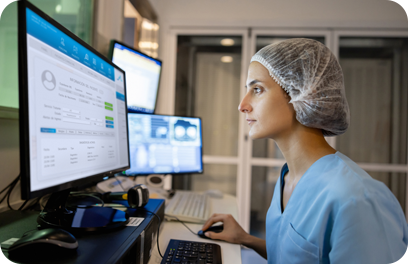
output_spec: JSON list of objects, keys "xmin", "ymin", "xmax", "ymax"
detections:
[{"xmin": 254, "ymin": 87, "xmax": 262, "ymax": 94}]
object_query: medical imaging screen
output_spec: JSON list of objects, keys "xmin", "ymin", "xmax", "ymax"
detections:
[{"xmin": 126, "ymin": 113, "xmax": 203, "ymax": 175}]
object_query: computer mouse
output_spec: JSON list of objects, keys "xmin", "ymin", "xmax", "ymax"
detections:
[
  {"xmin": 197, "ymin": 224, "xmax": 224, "ymax": 239},
  {"xmin": 8, "ymin": 228, "xmax": 78, "ymax": 257}
]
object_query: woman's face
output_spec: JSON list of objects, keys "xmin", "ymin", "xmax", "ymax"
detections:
[{"xmin": 239, "ymin": 62, "xmax": 296, "ymax": 140}]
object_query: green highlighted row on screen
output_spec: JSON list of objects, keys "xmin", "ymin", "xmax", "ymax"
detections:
[{"xmin": 105, "ymin": 102, "xmax": 113, "ymax": 111}]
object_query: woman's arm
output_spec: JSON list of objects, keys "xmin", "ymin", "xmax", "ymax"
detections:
[{"xmin": 202, "ymin": 213, "xmax": 267, "ymax": 259}]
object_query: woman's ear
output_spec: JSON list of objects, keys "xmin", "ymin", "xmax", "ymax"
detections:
[{"xmin": 283, "ymin": 90, "xmax": 291, "ymax": 102}]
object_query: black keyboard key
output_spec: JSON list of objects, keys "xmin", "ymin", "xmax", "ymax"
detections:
[{"xmin": 161, "ymin": 239, "xmax": 222, "ymax": 264}]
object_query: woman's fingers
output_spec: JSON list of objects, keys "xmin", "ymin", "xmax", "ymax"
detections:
[{"xmin": 202, "ymin": 213, "xmax": 225, "ymax": 230}]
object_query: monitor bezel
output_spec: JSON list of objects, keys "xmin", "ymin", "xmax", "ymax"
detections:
[
  {"xmin": 125, "ymin": 112, "xmax": 204, "ymax": 176},
  {"xmin": 108, "ymin": 39, "xmax": 162, "ymax": 115},
  {"xmin": 18, "ymin": 1, "xmax": 131, "ymax": 200}
]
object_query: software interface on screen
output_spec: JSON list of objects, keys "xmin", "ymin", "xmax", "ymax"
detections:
[
  {"xmin": 111, "ymin": 43, "xmax": 161, "ymax": 114},
  {"xmin": 25, "ymin": 7, "xmax": 129, "ymax": 192},
  {"xmin": 126, "ymin": 113, "xmax": 203, "ymax": 175}
]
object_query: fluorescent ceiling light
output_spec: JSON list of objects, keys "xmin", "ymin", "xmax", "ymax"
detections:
[
  {"xmin": 221, "ymin": 56, "xmax": 233, "ymax": 63},
  {"xmin": 221, "ymin": 38, "xmax": 234, "ymax": 46}
]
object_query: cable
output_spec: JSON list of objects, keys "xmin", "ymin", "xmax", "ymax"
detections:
[
  {"xmin": 164, "ymin": 215, "xmax": 198, "ymax": 235},
  {"xmin": 18, "ymin": 200, "xmax": 29, "ymax": 210},
  {"xmin": 6, "ymin": 175, "xmax": 21, "ymax": 210},
  {"xmin": 114, "ymin": 175, "xmax": 126, "ymax": 191},
  {"xmin": 141, "ymin": 209, "xmax": 164, "ymax": 259},
  {"xmin": 23, "ymin": 196, "xmax": 42, "ymax": 211},
  {"xmin": 0, "ymin": 175, "xmax": 20, "ymax": 205},
  {"xmin": 0, "ymin": 174, "xmax": 20, "ymax": 196},
  {"xmin": 69, "ymin": 193, "xmax": 105, "ymax": 207}
]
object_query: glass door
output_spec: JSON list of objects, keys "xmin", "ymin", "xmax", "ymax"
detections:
[
  {"xmin": 333, "ymin": 30, "xmax": 408, "ymax": 218},
  {"xmin": 166, "ymin": 29, "xmax": 250, "ymax": 226}
]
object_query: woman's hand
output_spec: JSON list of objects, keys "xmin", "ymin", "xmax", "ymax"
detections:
[
  {"xmin": 201, "ymin": 213, "xmax": 268, "ymax": 259},
  {"xmin": 201, "ymin": 213, "xmax": 249, "ymax": 244}
]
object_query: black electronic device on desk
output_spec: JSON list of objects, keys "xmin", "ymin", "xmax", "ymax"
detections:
[
  {"xmin": 18, "ymin": 0, "xmax": 131, "ymax": 231},
  {"xmin": 0, "ymin": 199, "xmax": 165, "ymax": 264},
  {"xmin": 161, "ymin": 239, "xmax": 222, "ymax": 264}
]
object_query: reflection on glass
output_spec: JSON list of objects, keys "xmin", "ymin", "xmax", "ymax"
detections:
[
  {"xmin": 336, "ymin": 37, "xmax": 408, "ymax": 165},
  {"xmin": 175, "ymin": 36, "xmax": 242, "ymax": 157},
  {"xmin": 0, "ymin": 0, "xmax": 94, "ymax": 109},
  {"xmin": 31, "ymin": 0, "xmax": 94, "ymax": 44},
  {"xmin": 250, "ymin": 166, "xmax": 280, "ymax": 238},
  {"xmin": 191, "ymin": 164, "xmax": 237, "ymax": 195},
  {"xmin": 252, "ymin": 36, "xmax": 325, "ymax": 159}
]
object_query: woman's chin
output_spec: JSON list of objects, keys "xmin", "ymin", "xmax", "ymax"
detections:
[{"xmin": 249, "ymin": 131, "xmax": 266, "ymax": 140}]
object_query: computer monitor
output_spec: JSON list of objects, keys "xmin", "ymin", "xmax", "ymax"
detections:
[
  {"xmin": 108, "ymin": 40, "xmax": 162, "ymax": 114},
  {"xmin": 125, "ymin": 113, "xmax": 203, "ymax": 176},
  {"xmin": 18, "ymin": 1, "xmax": 130, "ymax": 230}
]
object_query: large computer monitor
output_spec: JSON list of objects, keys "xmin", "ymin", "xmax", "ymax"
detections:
[
  {"xmin": 125, "ymin": 113, "xmax": 203, "ymax": 176},
  {"xmin": 108, "ymin": 40, "xmax": 162, "ymax": 114},
  {"xmin": 18, "ymin": 1, "xmax": 130, "ymax": 230}
]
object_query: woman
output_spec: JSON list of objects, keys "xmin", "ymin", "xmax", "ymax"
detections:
[{"xmin": 201, "ymin": 38, "xmax": 408, "ymax": 264}]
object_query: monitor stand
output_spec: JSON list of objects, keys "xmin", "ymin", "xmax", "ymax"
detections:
[{"xmin": 37, "ymin": 189, "xmax": 129, "ymax": 232}]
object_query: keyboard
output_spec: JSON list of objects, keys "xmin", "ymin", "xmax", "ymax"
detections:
[
  {"xmin": 165, "ymin": 190, "xmax": 211, "ymax": 224},
  {"xmin": 161, "ymin": 239, "xmax": 222, "ymax": 264}
]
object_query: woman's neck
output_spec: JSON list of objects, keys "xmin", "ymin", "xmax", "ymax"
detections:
[{"xmin": 275, "ymin": 126, "xmax": 336, "ymax": 182}]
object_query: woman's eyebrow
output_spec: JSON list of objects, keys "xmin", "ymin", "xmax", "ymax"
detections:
[{"xmin": 245, "ymin": 79, "xmax": 260, "ymax": 88}]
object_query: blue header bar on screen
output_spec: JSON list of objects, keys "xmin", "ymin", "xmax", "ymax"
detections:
[
  {"xmin": 26, "ymin": 8, "xmax": 115, "ymax": 81},
  {"xmin": 113, "ymin": 43, "xmax": 162, "ymax": 66}
]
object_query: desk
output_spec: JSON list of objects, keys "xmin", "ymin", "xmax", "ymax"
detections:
[{"xmin": 148, "ymin": 194, "xmax": 242, "ymax": 264}]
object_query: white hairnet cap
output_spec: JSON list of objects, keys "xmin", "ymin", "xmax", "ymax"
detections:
[{"xmin": 251, "ymin": 38, "xmax": 350, "ymax": 136}]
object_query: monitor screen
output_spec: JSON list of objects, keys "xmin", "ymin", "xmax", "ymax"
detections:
[
  {"xmin": 19, "ymin": 2, "xmax": 130, "ymax": 199},
  {"xmin": 109, "ymin": 40, "xmax": 162, "ymax": 114},
  {"xmin": 125, "ymin": 113, "xmax": 203, "ymax": 175}
]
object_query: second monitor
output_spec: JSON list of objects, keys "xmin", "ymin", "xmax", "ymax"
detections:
[
  {"xmin": 109, "ymin": 40, "xmax": 162, "ymax": 114},
  {"xmin": 126, "ymin": 113, "xmax": 203, "ymax": 176}
]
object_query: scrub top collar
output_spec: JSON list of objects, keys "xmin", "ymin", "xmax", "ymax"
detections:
[{"xmin": 279, "ymin": 152, "xmax": 339, "ymax": 214}]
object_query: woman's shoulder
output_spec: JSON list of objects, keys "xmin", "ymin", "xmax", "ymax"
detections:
[{"xmin": 315, "ymin": 152, "xmax": 396, "ymax": 205}]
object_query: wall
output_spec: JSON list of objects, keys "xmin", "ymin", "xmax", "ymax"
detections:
[
  {"xmin": 149, "ymin": 0, "xmax": 408, "ymax": 114},
  {"xmin": 93, "ymin": 0, "xmax": 125, "ymax": 56},
  {"xmin": 150, "ymin": 0, "xmax": 407, "ymax": 28},
  {"xmin": 0, "ymin": 118, "xmax": 20, "ymax": 211}
]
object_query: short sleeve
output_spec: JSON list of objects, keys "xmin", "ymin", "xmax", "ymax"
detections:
[{"xmin": 329, "ymin": 196, "xmax": 407, "ymax": 264}]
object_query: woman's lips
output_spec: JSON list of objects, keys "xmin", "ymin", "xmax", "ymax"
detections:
[{"xmin": 246, "ymin": 119, "xmax": 256, "ymax": 125}]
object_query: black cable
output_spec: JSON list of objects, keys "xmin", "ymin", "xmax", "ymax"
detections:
[
  {"xmin": 18, "ymin": 199, "xmax": 29, "ymax": 210},
  {"xmin": 142, "ymin": 209, "xmax": 164, "ymax": 259},
  {"xmin": 7, "ymin": 175, "xmax": 21, "ymax": 210},
  {"xmin": 164, "ymin": 215, "xmax": 198, "ymax": 235},
  {"xmin": 0, "ymin": 174, "xmax": 20, "ymax": 196},
  {"xmin": 0, "ymin": 175, "xmax": 20, "ymax": 204},
  {"xmin": 114, "ymin": 175, "xmax": 126, "ymax": 191},
  {"xmin": 69, "ymin": 193, "xmax": 105, "ymax": 207},
  {"xmin": 23, "ymin": 196, "xmax": 42, "ymax": 211}
]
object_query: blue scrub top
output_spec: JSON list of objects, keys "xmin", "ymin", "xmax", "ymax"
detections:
[{"xmin": 265, "ymin": 152, "xmax": 408, "ymax": 264}]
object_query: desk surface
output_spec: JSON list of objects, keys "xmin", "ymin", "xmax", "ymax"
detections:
[{"xmin": 148, "ymin": 194, "xmax": 242, "ymax": 264}]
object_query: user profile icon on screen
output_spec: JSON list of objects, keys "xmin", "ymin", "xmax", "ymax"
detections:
[{"xmin": 41, "ymin": 70, "xmax": 56, "ymax": 91}]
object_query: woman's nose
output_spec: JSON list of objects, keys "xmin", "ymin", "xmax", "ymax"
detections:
[{"xmin": 238, "ymin": 94, "xmax": 252, "ymax": 113}]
